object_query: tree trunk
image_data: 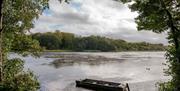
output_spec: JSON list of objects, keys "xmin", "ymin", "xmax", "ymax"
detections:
[
  {"xmin": 160, "ymin": 0, "xmax": 180, "ymax": 62},
  {"xmin": 166, "ymin": 9, "xmax": 180, "ymax": 63},
  {"xmin": 0, "ymin": 31, "xmax": 2, "ymax": 83},
  {"xmin": 0, "ymin": 0, "xmax": 3, "ymax": 82}
]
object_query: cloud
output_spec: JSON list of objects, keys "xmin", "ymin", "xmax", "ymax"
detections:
[{"xmin": 31, "ymin": 0, "xmax": 168, "ymax": 44}]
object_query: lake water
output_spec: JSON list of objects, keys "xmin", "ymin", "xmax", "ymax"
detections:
[{"xmin": 10, "ymin": 52, "xmax": 170, "ymax": 91}]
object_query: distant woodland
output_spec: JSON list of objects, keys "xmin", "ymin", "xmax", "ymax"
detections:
[{"xmin": 32, "ymin": 31, "xmax": 166, "ymax": 52}]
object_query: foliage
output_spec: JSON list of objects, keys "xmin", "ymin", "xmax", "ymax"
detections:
[
  {"xmin": 118, "ymin": 0, "xmax": 180, "ymax": 90},
  {"xmin": 0, "ymin": 0, "xmax": 53, "ymax": 90},
  {"xmin": 32, "ymin": 31, "xmax": 166, "ymax": 52},
  {"xmin": 157, "ymin": 81, "xmax": 174, "ymax": 91},
  {"xmin": 1, "ymin": 58, "xmax": 39, "ymax": 91}
]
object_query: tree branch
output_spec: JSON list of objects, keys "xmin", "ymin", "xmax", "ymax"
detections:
[{"xmin": 160, "ymin": 0, "xmax": 180, "ymax": 63}]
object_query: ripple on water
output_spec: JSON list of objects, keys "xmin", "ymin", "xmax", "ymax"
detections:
[{"xmin": 10, "ymin": 52, "xmax": 170, "ymax": 91}]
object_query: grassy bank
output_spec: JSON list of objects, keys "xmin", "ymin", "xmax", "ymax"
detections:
[
  {"xmin": 44, "ymin": 50, "xmax": 73, "ymax": 52},
  {"xmin": 44, "ymin": 50, "xmax": 102, "ymax": 52},
  {"xmin": 44, "ymin": 50, "xmax": 165, "ymax": 52}
]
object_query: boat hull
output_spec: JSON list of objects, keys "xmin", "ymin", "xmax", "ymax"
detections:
[{"xmin": 76, "ymin": 79, "xmax": 129, "ymax": 91}]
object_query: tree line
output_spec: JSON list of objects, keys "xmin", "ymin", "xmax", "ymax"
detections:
[{"xmin": 32, "ymin": 31, "xmax": 166, "ymax": 52}]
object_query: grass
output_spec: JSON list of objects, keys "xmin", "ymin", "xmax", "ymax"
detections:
[{"xmin": 44, "ymin": 50, "xmax": 73, "ymax": 52}]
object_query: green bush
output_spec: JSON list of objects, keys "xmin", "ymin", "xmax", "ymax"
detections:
[{"xmin": 1, "ymin": 58, "xmax": 40, "ymax": 91}]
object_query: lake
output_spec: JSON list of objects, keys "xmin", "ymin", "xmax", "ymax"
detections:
[{"xmin": 10, "ymin": 52, "xmax": 170, "ymax": 91}]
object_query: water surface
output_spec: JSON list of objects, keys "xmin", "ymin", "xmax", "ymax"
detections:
[{"xmin": 10, "ymin": 52, "xmax": 170, "ymax": 91}]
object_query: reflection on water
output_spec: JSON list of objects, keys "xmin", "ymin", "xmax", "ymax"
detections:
[
  {"xmin": 49, "ymin": 54, "xmax": 125, "ymax": 68},
  {"xmin": 10, "ymin": 52, "xmax": 170, "ymax": 91}
]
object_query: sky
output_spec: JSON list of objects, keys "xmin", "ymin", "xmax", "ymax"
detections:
[{"xmin": 31, "ymin": 0, "xmax": 168, "ymax": 44}]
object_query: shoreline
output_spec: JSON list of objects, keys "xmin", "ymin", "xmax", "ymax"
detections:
[{"xmin": 44, "ymin": 50, "xmax": 166, "ymax": 52}]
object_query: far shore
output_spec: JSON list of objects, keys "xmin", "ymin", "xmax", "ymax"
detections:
[{"xmin": 44, "ymin": 50, "xmax": 165, "ymax": 52}]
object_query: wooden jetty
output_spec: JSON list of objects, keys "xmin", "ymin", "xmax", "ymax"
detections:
[{"xmin": 76, "ymin": 79, "xmax": 130, "ymax": 91}]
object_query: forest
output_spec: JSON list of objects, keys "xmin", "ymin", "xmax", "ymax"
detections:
[{"xmin": 32, "ymin": 31, "xmax": 166, "ymax": 52}]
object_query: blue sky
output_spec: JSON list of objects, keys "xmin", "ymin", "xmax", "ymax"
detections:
[
  {"xmin": 43, "ymin": 9, "xmax": 54, "ymax": 16},
  {"xmin": 31, "ymin": 0, "xmax": 168, "ymax": 44}
]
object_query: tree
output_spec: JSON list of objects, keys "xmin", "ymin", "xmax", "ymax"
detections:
[
  {"xmin": 0, "ymin": 0, "xmax": 50, "ymax": 90},
  {"xmin": 0, "ymin": 0, "xmax": 68, "ymax": 90},
  {"xmin": 33, "ymin": 32, "xmax": 61, "ymax": 50},
  {"xmin": 117, "ymin": 0, "xmax": 180, "ymax": 90},
  {"xmin": 61, "ymin": 32, "xmax": 75, "ymax": 49},
  {"xmin": 0, "ymin": 0, "xmax": 3, "ymax": 83}
]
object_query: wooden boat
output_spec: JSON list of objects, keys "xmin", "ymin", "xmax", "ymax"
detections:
[{"xmin": 76, "ymin": 79, "xmax": 130, "ymax": 91}]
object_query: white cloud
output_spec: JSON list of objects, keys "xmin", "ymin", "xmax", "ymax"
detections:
[{"xmin": 31, "ymin": 0, "xmax": 168, "ymax": 44}]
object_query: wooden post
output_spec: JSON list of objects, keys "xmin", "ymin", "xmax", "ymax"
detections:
[{"xmin": 126, "ymin": 83, "xmax": 130, "ymax": 91}]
